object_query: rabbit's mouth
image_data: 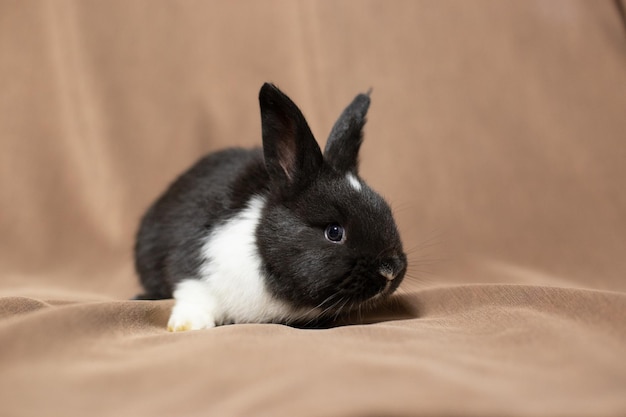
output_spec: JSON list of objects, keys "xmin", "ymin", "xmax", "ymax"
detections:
[{"xmin": 335, "ymin": 256, "xmax": 406, "ymax": 306}]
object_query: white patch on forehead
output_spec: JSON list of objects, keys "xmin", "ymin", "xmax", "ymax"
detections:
[{"xmin": 346, "ymin": 173, "xmax": 362, "ymax": 192}]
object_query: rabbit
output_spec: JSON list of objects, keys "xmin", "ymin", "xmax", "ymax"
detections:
[{"xmin": 134, "ymin": 83, "xmax": 407, "ymax": 331}]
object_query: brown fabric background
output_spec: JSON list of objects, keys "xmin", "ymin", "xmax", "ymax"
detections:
[{"xmin": 1, "ymin": 1, "xmax": 625, "ymax": 416}]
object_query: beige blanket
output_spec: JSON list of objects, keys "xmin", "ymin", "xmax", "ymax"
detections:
[{"xmin": 1, "ymin": 1, "xmax": 625, "ymax": 416}]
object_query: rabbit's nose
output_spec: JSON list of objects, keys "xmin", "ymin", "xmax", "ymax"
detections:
[
  {"xmin": 379, "ymin": 267, "xmax": 396, "ymax": 281},
  {"xmin": 379, "ymin": 257, "xmax": 405, "ymax": 281}
]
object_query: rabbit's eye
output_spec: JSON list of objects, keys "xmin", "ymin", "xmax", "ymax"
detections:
[{"xmin": 325, "ymin": 224, "xmax": 345, "ymax": 243}]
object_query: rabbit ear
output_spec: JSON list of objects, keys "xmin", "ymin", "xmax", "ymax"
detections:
[
  {"xmin": 259, "ymin": 83, "xmax": 323, "ymax": 190},
  {"xmin": 323, "ymin": 90, "xmax": 371, "ymax": 174}
]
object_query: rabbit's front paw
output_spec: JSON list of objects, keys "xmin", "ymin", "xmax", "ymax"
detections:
[
  {"xmin": 167, "ymin": 279, "xmax": 217, "ymax": 332},
  {"xmin": 167, "ymin": 302, "xmax": 215, "ymax": 332}
]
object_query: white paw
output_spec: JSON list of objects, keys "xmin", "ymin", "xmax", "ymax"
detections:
[
  {"xmin": 167, "ymin": 301, "xmax": 216, "ymax": 332},
  {"xmin": 167, "ymin": 279, "xmax": 218, "ymax": 332}
]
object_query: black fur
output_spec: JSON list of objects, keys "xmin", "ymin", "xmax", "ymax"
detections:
[
  {"xmin": 324, "ymin": 90, "xmax": 371, "ymax": 174},
  {"xmin": 134, "ymin": 83, "xmax": 406, "ymax": 317}
]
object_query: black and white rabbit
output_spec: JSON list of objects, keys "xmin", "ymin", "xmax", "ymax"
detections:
[{"xmin": 134, "ymin": 83, "xmax": 407, "ymax": 331}]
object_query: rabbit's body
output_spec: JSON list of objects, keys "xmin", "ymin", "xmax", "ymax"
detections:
[
  {"xmin": 136, "ymin": 149, "xmax": 318, "ymax": 328},
  {"xmin": 135, "ymin": 83, "xmax": 407, "ymax": 331},
  {"xmin": 135, "ymin": 148, "xmax": 266, "ymax": 299}
]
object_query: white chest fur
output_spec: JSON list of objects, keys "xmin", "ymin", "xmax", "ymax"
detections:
[{"xmin": 167, "ymin": 196, "xmax": 314, "ymax": 331}]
